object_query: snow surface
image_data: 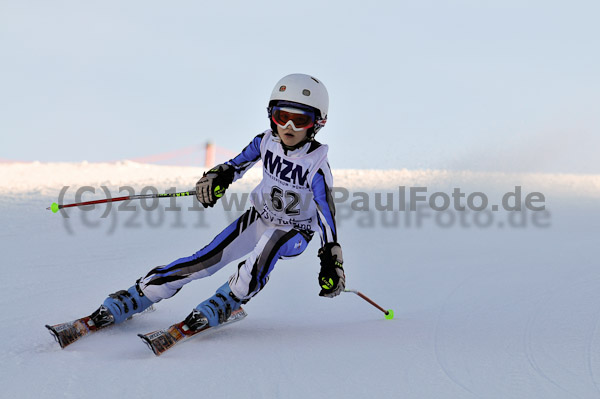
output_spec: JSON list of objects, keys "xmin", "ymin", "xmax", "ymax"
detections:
[{"xmin": 1, "ymin": 163, "xmax": 599, "ymax": 398}]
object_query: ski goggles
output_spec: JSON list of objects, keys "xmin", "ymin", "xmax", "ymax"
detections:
[{"xmin": 271, "ymin": 106, "xmax": 316, "ymax": 131}]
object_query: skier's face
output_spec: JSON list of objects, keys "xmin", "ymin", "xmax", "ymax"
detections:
[{"xmin": 277, "ymin": 124, "xmax": 308, "ymax": 147}]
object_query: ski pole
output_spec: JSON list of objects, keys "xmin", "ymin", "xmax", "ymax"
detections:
[
  {"xmin": 344, "ymin": 289, "xmax": 394, "ymax": 319},
  {"xmin": 47, "ymin": 190, "xmax": 196, "ymax": 213}
]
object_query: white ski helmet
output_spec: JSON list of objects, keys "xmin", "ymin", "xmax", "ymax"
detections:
[{"xmin": 268, "ymin": 73, "xmax": 329, "ymax": 137}]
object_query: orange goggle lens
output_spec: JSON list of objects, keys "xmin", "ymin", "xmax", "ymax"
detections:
[{"xmin": 271, "ymin": 106, "xmax": 315, "ymax": 130}]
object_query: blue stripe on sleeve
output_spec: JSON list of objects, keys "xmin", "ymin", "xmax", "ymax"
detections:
[
  {"xmin": 311, "ymin": 170, "xmax": 337, "ymax": 244},
  {"xmin": 226, "ymin": 133, "xmax": 264, "ymax": 181}
]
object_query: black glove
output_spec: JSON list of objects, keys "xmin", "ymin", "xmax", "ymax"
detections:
[
  {"xmin": 195, "ymin": 164, "xmax": 234, "ymax": 208},
  {"xmin": 318, "ymin": 242, "xmax": 345, "ymax": 298}
]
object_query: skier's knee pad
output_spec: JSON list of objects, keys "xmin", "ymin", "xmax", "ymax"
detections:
[
  {"xmin": 103, "ymin": 284, "xmax": 153, "ymax": 324},
  {"xmin": 195, "ymin": 282, "xmax": 243, "ymax": 327}
]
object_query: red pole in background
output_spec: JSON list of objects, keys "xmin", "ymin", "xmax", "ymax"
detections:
[{"xmin": 205, "ymin": 141, "xmax": 215, "ymax": 168}]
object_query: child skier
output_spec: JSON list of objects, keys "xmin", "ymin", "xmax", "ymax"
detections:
[{"xmin": 55, "ymin": 74, "xmax": 344, "ymax": 340}]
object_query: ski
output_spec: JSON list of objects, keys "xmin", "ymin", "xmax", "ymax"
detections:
[
  {"xmin": 45, "ymin": 317, "xmax": 99, "ymax": 349},
  {"xmin": 45, "ymin": 305, "xmax": 155, "ymax": 349},
  {"xmin": 138, "ymin": 307, "xmax": 247, "ymax": 356}
]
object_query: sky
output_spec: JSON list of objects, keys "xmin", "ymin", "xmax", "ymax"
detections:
[{"xmin": 1, "ymin": 0, "xmax": 599, "ymax": 173}]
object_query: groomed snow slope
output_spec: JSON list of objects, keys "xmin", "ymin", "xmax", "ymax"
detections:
[{"xmin": 1, "ymin": 162, "xmax": 599, "ymax": 398}]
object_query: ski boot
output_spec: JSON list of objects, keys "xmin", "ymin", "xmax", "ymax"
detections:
[
  {"xmin": 46, "ymin": 283, "xmax": 154, "ymax": 348},
  {"xmin": 97, "ymin": 283, "xmax": 154, "ymax": 325},
  {"xmin": 183, "ymin": 282, "xmax": 244, "ymax": 331}
]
